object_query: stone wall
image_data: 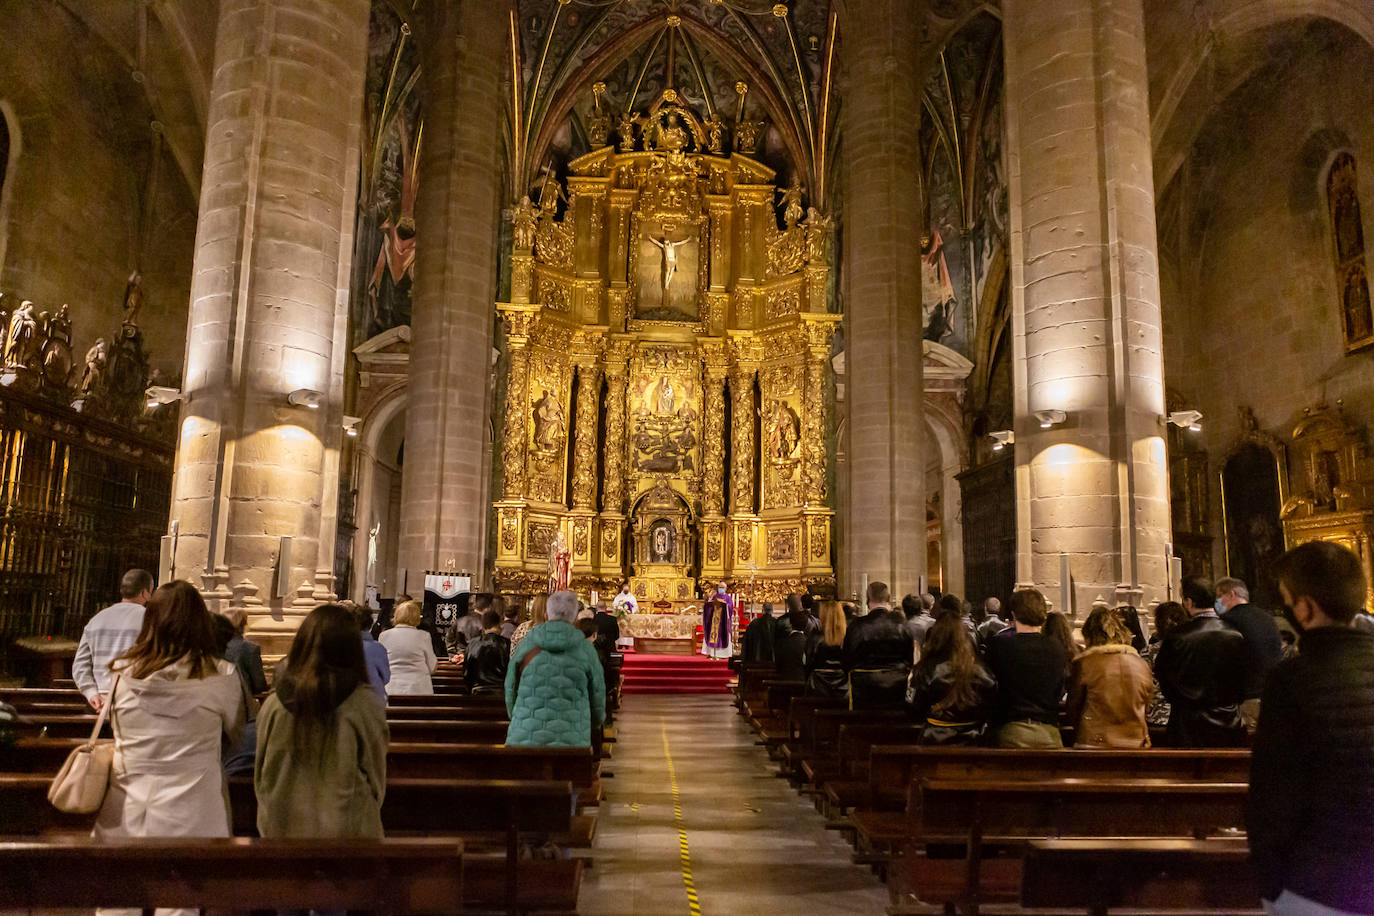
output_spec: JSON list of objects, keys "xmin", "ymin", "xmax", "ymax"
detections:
[
  {"xmin": 1158, "ymin": 20, "xmax": 1374, "ymax": 569},
  {"xmin": 0, "ymin": 4, "xmax": 196, "ymax": 378}
]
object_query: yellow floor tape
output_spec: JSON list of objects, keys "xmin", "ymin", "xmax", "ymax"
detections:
[{"xmin": 661, "ymin": 719, "xmax": 703, "ymax": 915}]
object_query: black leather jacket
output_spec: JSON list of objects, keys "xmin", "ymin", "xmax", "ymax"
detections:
[
  {"xmin": 463, "ymin": 631, "xmax": 510, "ymax": 693},
  {"xmin": 803, "ymin": 633, "xmax": 847, "ymax": 698},
  {"xmin": 1248, "ymin": 627, "xmax": 1374, "ymax": 910},
  {"xmin": 842, "ymin": 609, "xmax": 913, "ymax": 708},
  {"xmin": 1153, "ymin": 612, "xmax": 1246, "ymax": 746},
  {"xmin": 906, "ymin": 658, "xmax": 999, "ymax": 744}
]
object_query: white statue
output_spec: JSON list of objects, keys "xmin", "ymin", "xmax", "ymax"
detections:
[{"xmin": 648, "ymin": 235, "xmax": 688, "ymax": 299}]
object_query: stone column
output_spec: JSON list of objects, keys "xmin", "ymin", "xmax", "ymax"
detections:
[
  {"xmin": 729, "ymin": 365, "xmax": 757, "ymax": 516},
  {"xmin": 397, "ymin": 1, "xmax": 509, "ymax": 588},
  {"xmin": 570, "ymin": 360, "xmax": 601, "ymax": 511},
  {"xmin": 840, "ymin": 0, "xmax": 926, "ymax": 597},
  {"xmin": 168, "ymin": 0, "xmax": 368, "ymax": 652},
  {"xmin": 1004, "ymin": 0, "xmax": 1171, "ymax": 609}
]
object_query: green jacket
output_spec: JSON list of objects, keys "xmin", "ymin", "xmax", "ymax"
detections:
[
  {"xmin": 254, "ymin": 684, "xmax": 388, "ymax": 838},
  {"xmin": 505, "ymin": 621, "xmax": 606, "ymax": 747}
]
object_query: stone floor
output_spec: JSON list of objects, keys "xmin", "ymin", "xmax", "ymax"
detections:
[{"xmin": 579, "ymin": 694, "xmax": 891, "ymax": 914}]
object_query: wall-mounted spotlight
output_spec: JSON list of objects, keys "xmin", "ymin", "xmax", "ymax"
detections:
[
  {"xmin": 1034, "ymin": 409, "xmax": 1068, "ymax": 429},
  {"xmin": 146, "ymin": 386, "xmax": 184, "ymax": 409},
  {"xmin": 989, "ymin": 430, "xmax": 1015, "ymax": 451},
  {"xmin": 287, "ymin": 388, "xmax": 324, "ymax": 410},
  {"xmin": 1166, "ymin": 409, "xmax": 1203, "ymax": 432},
  {"xmin": 343, "ymin": 415, "xmax": 361, "ymax": 438}
]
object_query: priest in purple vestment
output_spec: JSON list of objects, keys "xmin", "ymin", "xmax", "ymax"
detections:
[{"xmin": 701, "ymin": 583, "xmax": 734, "ymax": 659}]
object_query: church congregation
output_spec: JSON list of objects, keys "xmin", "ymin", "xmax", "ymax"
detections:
[{"xmin": 4, "ymin": 0, "xmax": 1374, "ymax": 912}]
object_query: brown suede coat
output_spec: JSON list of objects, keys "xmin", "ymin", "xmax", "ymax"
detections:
[{"xmin": 1066, "ymin": 644, "xmax": 1153, "ymax": 748}]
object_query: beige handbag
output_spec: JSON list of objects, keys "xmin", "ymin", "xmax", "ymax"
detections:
[{"xmin": 47, "ymin": 675, "xmax": 118, "ymax": 814}]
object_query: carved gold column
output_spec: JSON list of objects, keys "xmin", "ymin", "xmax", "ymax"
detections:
[
  {"xmin": 730, "ymin": 364, "xmax": 757, "ymax": 516},
  {"xmin": 598, "ymin": 349, "xmax": 629, "ymax": 582},
  {"xmin": 570, "ymin": 360, "xmax": 602, "ymax": 511},
  {"xmin": 802, "ymin": 326, "xmax": 829, "ymax": 506},
  {"xmin": 499, "ymin": 307, "xmax": 537, "ymax": 499}
]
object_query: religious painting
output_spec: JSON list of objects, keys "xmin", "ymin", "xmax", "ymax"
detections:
[
  {"xmin": 352, "ymin": 1, "xmax": 421, "ymax": 344},
  {"xmin": 1222, "ymin": 443, "xmax": 1285, "ymax": 610},
  {"xmin": 635, "ymin": 219, "xmax": 701, "ymax": 322},
  {"xmin": 627, "ymin": 346, "xmax": 701, "ymax": 478},
  {"xmin": 1327, "ymin": 152, "xmax": 1374, "ymax": 353}
]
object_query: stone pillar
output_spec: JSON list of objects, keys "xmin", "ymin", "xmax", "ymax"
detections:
[
  {"xmin": 729, "ymin": 365, "xmax": 757, "ymax": 516},
  {"xmin": 397, "ymin": 1, "xmax": 508, "ymax": 588},
  {"xmin": 1004, "ymin": 0, "xmax": 1171, "ymax": 609},
  {"xmin": 570, "ymin": 360, "xmax": 601, "ymax": 511},
  {"xmin": 840, "ymin": 0, "xmax": 926, "ymax": 597},
  {"xmin": 168, "ymin": 0, "xmax": 368, "ymax": 651}
]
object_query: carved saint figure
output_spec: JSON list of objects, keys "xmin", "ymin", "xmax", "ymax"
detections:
[
  {"xmin": 547, "ymin": 530, "xmax": 572, "ymax": 593},
  {"xmin": 512, "ymin": 195, "xmax": 538, "ymax": 250},
  {"xmin": 779, "ymin": 177, "xmax": 805, "ymax": 228},
  {"xmin": 122, "ymin": 271, "xmax": 144, "ymax": 327},
  {"xmin": 768, "ymin": 399, "xmax": 801, "ymax": 461},
  {"xmin": 704, "ymin": 112, "xmax": 725, "ymax": 155},
  {"xmin": 536, "ymin": 173, "xmax": 563, "ymax": 213},
  {"xmin": 42, "ymin": 304, "xmax": 73, "ymax": 388},
  {"xmin": 532, "ymin": 389, "xmax": 565, "ymax": 452},
  {"xmin": 618, "ymin": 112, "xmax": 638, "ymax": 152},
  {"xmin": 1344, "ymin": 266, "xmax": 1372, "ymax": 344},
  {"xmin": 657, "ymin": 110, "xmax": 689, "ymax": 153},
  {"xmin": 648, "ymin": 235, "xmax": 688, "ymax": 298},
  {"xmin": 655, "ymin": 376, "xmax": 675, "ymax": 415},
  {"xmin": 653, "ymin": 525, "xmax": 670, "ymax": 562},
  {"xmin": 80, "ymin": 338, "xmax": 108, "ymax": 396},
  {"xmin": 804, "ymin": 207, "xmax": 831, "ymax": 264},
  {"xmin": 5, "ymin": 300, "xmax": 40, "ymax": 371}
]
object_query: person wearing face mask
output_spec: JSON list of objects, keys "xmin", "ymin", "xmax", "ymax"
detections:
[
  {"xmin": 701, "ymin": 582, "xmax": 735, "ymax": 659},
  {"xmin": 1215, "ymin": 576, "xmax": 1283, "ymax": 734},
  {"xmin": 1248, "ymin": 541, "xmax": 1374, "ymax": 916},
  {"xmin": 1152, "ymin": 577, "xmax": 1247, "ymax": 747}
]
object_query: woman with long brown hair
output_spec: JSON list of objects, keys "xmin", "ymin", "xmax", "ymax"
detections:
[
  {"xmin": 1066, "ymin": 605, "xmax": 1153, "ymax": 747},
  {"xmin": 906, "ymin": 611, "xmax": 998, "ymax": 744},
  {"xmin": 509, "ymin": 594, "xmax": 547, "ymax": 655},
  {"xmin": 803, "ymin": 599, "xmax": 848, "ymax": 698},
  {"xmin": 93, "ymin": 580, "xmax": 248, "ymax": 914},
  {"xmin": 255, "ymin": 603, "xmax": 388, "ymax": 838}
]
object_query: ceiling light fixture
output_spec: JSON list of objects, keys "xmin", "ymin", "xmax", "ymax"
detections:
[{"xmin": 287, "ymin": 388, "xmax": 324, "ymax": 410}]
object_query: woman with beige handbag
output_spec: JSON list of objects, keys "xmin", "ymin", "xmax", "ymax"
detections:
[{"xmin": 90, "ymin": 580, "xmax": 248, "ymax": 916}]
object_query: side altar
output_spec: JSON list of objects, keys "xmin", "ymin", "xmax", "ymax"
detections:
[{"xmin": 492, "ymin": 91, "xmax": 839, "ymax": 604}]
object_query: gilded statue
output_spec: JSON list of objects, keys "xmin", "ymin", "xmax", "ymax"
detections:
[
  {"xmin": 512, "ymin": 195, "xmax": 538, "ymax": 250},
  {"xmin": 532, "ymin": 388, "xmax": 565, "ymax": 452},
  {"xmin": 655, "ymin": 375, "xmax": 676, "ymax": 415},
  {"xmin": 587, "ymin": 82, "xmax": 612, "ymax": 148},
  {"xmin": 804, "ymin": 207, "xmax": 831, "ymax": 264},
  {"xmin": 5, "ymin": 300, "xmax": 40, "ymax": 371},
  {"xmin": 618, "ymin": 112, "xmax": 638, "ymax": 152},
  {"xmin": 536, "ymin": 172, "xmax": 563, "ymax": 213},
  {"xmin": 648, "ymin": 235, "xmax": 689, "ymax": 299},
  {"xmin": 704, "ymin": 112, "xmax": 725, "ymax": 155},
  {"xmin": 767, "ymin": 399, "xmax": 801, "ymax": 461},
  {"xmin": 735, "ymin": 117, "xmax": 764, "ymax": 154},
  {"xmin": 656, "ymin": 109, "xmax": 689, "ymax": 154},
  {"xmin": 779, "ymin": 177, "xmax": 805, "ymax": 229},
  {"xmin": 122, "ymin": 271, "xmax": 144, "ymax": 327}
]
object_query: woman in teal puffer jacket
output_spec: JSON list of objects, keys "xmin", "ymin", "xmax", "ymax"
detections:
[{"xmin": 505, "ymin": 590, "xmax": 606, "ymax": 747}]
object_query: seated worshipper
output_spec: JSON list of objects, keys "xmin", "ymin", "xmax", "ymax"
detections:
[
  {"xmin": 509, "ymin": 594, "xmax": 547, "ymax": 655},
  {"xmin": 1142, "ymin": 600, "xmax": 1189, "ymax": 729},
  {"xmin": 446, "ymin": 593, "xmax": 489, "ymax": 659},
  {"xmin": 804, "ymin": 600, "xmax": 849, "ymax": 698},
  {"xmin": 1066, "ymin": 605, "xmax": 1153, "ymax": 748},
  {"xmin": 1248, "ymin": 541, "xmax": 1374, "ymax": 915},
  {"xmin": 903, "ymin": 594, "xmax": 936, "ymax": 648},
  {"xmin": 1216, "ymin": 575, "xmax": 1283, "ymax": 733},
  {"xmin": 1153, "ymin": 577, "xmax": 1247, "ymax": 747},
  {"xmin": 976, "ymin": 597, "xmax": 1009, "ymax": 646},
  {"xmin": 774, "ymin": 599, "xmax": 811, "ymax": 681},
  {"xmin": 843, "ymin": 581, "xmax": 915, "ymax": 708},
  {"xmin": 985, "ymin": 588, "xmax": 1068, "ymax": 748},
  {"xmin": 1042, "ymin": 610, "xmax": 1082, "ymax": 678},
  {"xmin": 73, "ymin": 568, "xmax": 153, "ymax": 712},
  {"xmin": 506, "ymin": 590, "xmax": 606, "ymax": 747},
  {"xmin": 702, "ymin": 593, "xmax": 734, "ymax": 659},
  {"xmin": 464, "ymin": 609, "xmax": 511, "ymax": 694},
  {"xmin": 218, "ymin": 607, "xmax": 268, "ymax": 695},
  {"xmin": 211, "ymin": 614, "xmax": 260, "ymax": 777},
  {"xmin": 592, "ymin": 603, "xmax": 621, "ymax": 655},
  {"xmin": 93, "ymin": 582, "xmax": 249, "ymax": 871},
  {"xmin": 256, "ymin": 603, "xmax": 388, "ymax": 839},
  {"xmin": 741, "ymin": 602, "xmax": 777, "ymax": 663},
  {"xmin": 906, "ymin": 611, "xmax": 998, "ymax": 744},
  {"xmin": 351, "ymin": 602, "xmax": 391, "ymax": 700},
  {"xmin": 378, "ymin": 599, "xmax": 437, "ymax": 695}
]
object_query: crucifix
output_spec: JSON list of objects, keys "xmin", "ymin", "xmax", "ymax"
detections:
[{"xmin": 648, "ymin": 235, "xmax": 688, "ymax": 301}]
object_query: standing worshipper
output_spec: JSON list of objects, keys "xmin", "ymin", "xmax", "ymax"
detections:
[
  {"xmin": 506, "ymin": 590, "xmax": 606, "ymax": 747},
  {"xmin": 741, "ymin": 602, "xmax": 778, "ymax": 663},
  {"xmin": 842, "ymin": 581, "xmax": 915, "ymax": 708},
  {"xmin": 378, "ymin": 599, "xmax": 437, "ymax": 695},
  {"xmin": 906, "ymin": 612, "xmax": 998, "ymax": 744},
  {"xmin": 1216, "ymin": 576, "xmax": 1283, "ymax": 733},
  {"xmin": 510, "ymin": 594, "xmax": 548, "ymax": 655},
  {"xmin": 93, "ymin": 582, "xmax": 248, "ymax": 916},
  {"xmin": 1153, "ymin": 577, "xmax": 1247, "ymax": 747},
  {"xmin": 1249, "ymin": 541, "xmax": 1374, "ymax": 915},
  {"xmin": 902, "ymin": 594, "xmax": 936, "ymax": 648},
  {"xmin": 985, "ymin": 588, "xmax": 1067, "ymax": 748},
  {"xmin": 351, "ymin": 603, "xmax": 390, "ymax": 701},
  {"xmin": 219, "ymin": 608, "xmax": 268, "ymax": 695},
  {"xmin": 803, "ymin": 600, "xmax": 849, "ymax": 698},
  {"xmin": 255, "ymin": 603, "xmax": 388, "ymax": 839},
  {"xmin": 1066, "ymin": 606, "xmax": 1153, "ymax": 747},
  {"xmin": 464, "ymin": 609, "xmax": 511, "ymax": 694},
  {"xmin": 73, "ymin": 569, "xmax": 153, "ymax": 711}
]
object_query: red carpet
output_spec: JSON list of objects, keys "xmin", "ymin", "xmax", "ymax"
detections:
[{"xmin": 619, "ymin": 652, "xmax": 733, "ymax": 695}]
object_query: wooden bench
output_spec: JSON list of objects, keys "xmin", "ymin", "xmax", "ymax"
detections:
[
  {"xmin": 1019, "ymin": 838, "xmax": 1262, "ymax": 915},
  {"xmin": 891, "ymin": 778, "xmax": 1249, "ymax": 915},
  {"xmin": 0, "ymin": 836, "xmax": 464, "ymax": 914}
]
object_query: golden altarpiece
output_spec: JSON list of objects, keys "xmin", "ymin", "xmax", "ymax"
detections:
[{"xmin": 492, "ymin": 96, "xmax": 839, "ymax": 622}]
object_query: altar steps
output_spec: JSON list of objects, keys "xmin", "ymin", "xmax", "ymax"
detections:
[{"xmin": 619, "ymin": 652, "xmax": 733, "ymax": 695}]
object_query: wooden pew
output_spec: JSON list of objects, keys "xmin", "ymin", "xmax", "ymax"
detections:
[
  {"xmin": 0, "ymin": 836, "xmax": 465, "ymax": 914},
  {"xmin": 385, "ymin": 704, "xmax": 510, "ymax": 721},
  {"xmin": 0, "ymin": 687, "xmax": 91, "ymax": 713},
  {"xmin": 1019, "ymin": 838, "xmax": 1262, "ymax": 915},
  {"xmin": 386, "ymin": 719, "xmax": 511, "ymax": 744},
  {"xmin": 891, "ymin": 778, "xmax": 1249, "ymax": 915}
]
